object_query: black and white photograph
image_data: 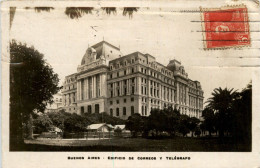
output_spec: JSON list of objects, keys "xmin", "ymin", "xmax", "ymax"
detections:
[{"xmin": 1, "ymin": 0, "xmax": 260, "ymax": 167}]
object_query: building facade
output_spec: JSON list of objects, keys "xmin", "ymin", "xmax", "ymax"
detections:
[
  {"xmin": 62, "ymin": 41, "xmax": 204, "ymax": 120},
  {"xmin": 45, "ymin": 93, "xmax": 63, "ymax": 113}
]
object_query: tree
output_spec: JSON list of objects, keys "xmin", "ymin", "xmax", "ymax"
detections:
[
  {"xmin": 188, "ymin": 117, "xmax": 200, "ymax": 137},
  {"xmin": 33, "ymin": 114, "xmax": 53, "ymax": 134},
  {"xmin": 64, "ymin": 7, "xmax": 94, "ymax": 19},
  {"xmin": 125, "ymin": 113, "xmax": 144, "ymax": 137},
  {"xmin": 147, "ymin": 108, "xmax": 165, "ymax": 136},
  {"xmin": 63, "ymin": 113, "xmax": 89, "ymax": 133},
  {"xmin": 10, "ymin": 41, "xmax": 61, "ymax": 150},
  {"xmin": 114, "ymin": 127, "xmax": 122, "ymax": 137},
  {"xmin": 201, "ymin": 107, "xmax": 216, "ymax": 137},
  {"xmin": 164, "ymin": 106, "xmax": 180, "ymax": 136},
  {"xmin": 178, "ymin": 115, "xmax": 190, "ymax": 137},
  {"xmin": 194, "ymin": 127, "xmax": 201, "ymax": 137},
  {"xmin": 231, "ymin": 82, "xmax": 252, "ymax": 144},
  {"xmin": 83, "ymin": 112, "xmax": 126, "ymax": 126},
  {"xmin": 206, "ymin": 87, "xmax": 238, "ymax": 138}
]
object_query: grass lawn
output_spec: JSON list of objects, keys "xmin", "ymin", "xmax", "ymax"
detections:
[{"xmin": 21, "ymin": 137, "xmax": 251, "ymax": 152}]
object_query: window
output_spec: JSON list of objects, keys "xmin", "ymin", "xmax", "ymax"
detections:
[
  {"xmin": 110, "ymin": 101, "xmax": 113, "ymax": 105},
  {"xmin": 124, "ymin": 70, "xmax": 126, "ymax": 75},
  {"xmin": 117, "ymin": 89, "xmax": 120, "ymax": 96},
  {"xmin": 87, "ymin": 105, "xmax": 91, "ymax": 114},
  {"xmin": 117, "ymin": 100, "xmax": 119, "ymax": 104},
  {"xmin": 95, "ymin": 104, "xmax": 99, "ymax": 113},
  {"xmin": 141, "ymin": 86, "xmax": 144, "ymax": 94},
  {"xmin": 117, "ymin": 72, "xmax": 119, "ymax": 77},
  {"xmin": 116, "ymin": 108, "xmax": 119, "ymax": 116},
  {"xmin": 141, "ymin": 68, "xmax": 143, "ymax": 73},
  {"xmin": 110, "ymin": 109, "xmax": 113, "ymax": 116},
  {"xmin": 131, "ymin": 106, "xmax": 134, "ymax": 115},
  {"xmin": 110, "ymin": 74, "xmax": 112, "ymax": 79},
  {"xmin": 111, "ymin": 91, "xmax": 113, "ymax": 97},
  {"xmin": 123, "ymin": 107, "xmax": 126, "ymax": 115},
  {"xmin": 132, "ymin": 86, "xmax": 135, "ymax": 94},
  {"xmin": 132, "ymin": 68, "xmax": 134, "ymax": 73},
  {"xmin": 81, "ymin": 107, "xmax": 84, "ymax": 115},
  {"xmin": 131, "ymin": 97, "xmax": 134, "ymax": 102},
  {"xmin": 124, "ymin": 99, "xmax": 127, "ymax": 103},
  {"xmin": 142, "ymin": 106, "xmax": 144, "ymax": 116},
  {"xmin": 145, "ymin": 106, "xmax": 147, "ymax": 115}
]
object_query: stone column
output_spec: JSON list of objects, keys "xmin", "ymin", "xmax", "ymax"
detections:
[
  {"xmin": 91, "ymin": 76, "xmax": 94, "ymax": 98},
  {"xmin": 127, "ymin": 79, "xmax": 130, "ymax": 94},
  {"xmin": 113, "ymin": 82, "xmax": 116, "ymax": 97},
  {"xmin": 94, "ymin": 75, "xmax": 97, "ymax": 98},
  {"xmin": 137, "ymin": 77, "xmax": 141, "ymax": 95},
  {"xmin": 158, "ymin": 84, "xmax": 160, "ymax": 99},
  {"xmin": 85, "ymin": 78, "xmax": 89, "ymax": 99},
  {"xmin": 148, "ymin": 79, "xmax": 150, "ymax": 97},
  {"xmin": 77, "ymin": 80, "xmax": 80, "ymax": 101},
  {"xmin": 99, "ymin": 74, "xmax": 102, "ymax": 97},
  {"xmin": 120, "ymin": 81, "xmax": 123, "ymax": 96},
  {"xmin": 176, "ymin": 82, "xmax": 179, "ymax": 104},
  {"xmin": 80, "ymin": 80, "xmax": 82, "ymax": 101}
]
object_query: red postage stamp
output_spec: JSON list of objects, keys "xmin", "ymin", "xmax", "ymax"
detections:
[{"xmin": 201, "ymin": 5, "xmax": 250, "ymax": 49}]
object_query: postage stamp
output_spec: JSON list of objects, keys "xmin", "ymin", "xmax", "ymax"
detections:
[{"xmin": 201, "ymin": 5, "xmax": 250, "ymax": 49}]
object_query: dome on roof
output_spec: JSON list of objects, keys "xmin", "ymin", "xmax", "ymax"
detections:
[
  {"xmin": 81, "ymin": 47, "xmax": 97, "ymax": 65},
  {"xmin": 80, "ymin": 41, "xmax": 123, "ymax": 66},
  {"xmin": 167, "ymin": 59, "xmax": 181, "ymax": 72}
]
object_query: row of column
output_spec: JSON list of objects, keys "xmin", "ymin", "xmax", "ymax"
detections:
[
  {"xmin": 110, "ymin": 77, "xmax": 136, "ymax": 97},
  {"xmin": 77, "ymin": 74, "xmax": 104, "ymax": 101},
  {"xmin": 63, "ymin": 93, "xmax": 76, "ymax": 106}
]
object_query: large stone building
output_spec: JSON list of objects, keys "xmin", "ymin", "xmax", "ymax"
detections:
[
  {"xmin": 62, "ymin": 41, "xmax": 204, "ymax": 120},
  {"xmin": 45, "ymin": 93, "xmax": 63, "ymax": 113}
]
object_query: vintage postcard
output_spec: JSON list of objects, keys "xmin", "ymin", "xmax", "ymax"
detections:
[{"xmin": 1, "ymin": 0, "xmax": 260, "ymax": 168}]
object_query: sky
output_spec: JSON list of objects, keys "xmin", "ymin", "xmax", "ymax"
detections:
[{"xmin": 10, "ymin": 5, "xmax": 259, "ymax": 102}]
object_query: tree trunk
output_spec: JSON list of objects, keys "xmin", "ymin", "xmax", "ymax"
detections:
[
  {"xmin": 10, "ymin": 109, "xmax": 25, "ymax": 151},
  {"xmin": 27, "ymin": 114, "xmax": 34, "ymax": 139}
]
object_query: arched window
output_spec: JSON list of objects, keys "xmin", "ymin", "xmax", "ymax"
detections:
[
  {"xmin": 131, "ymin": 106, "xmax": 134, "ymax": 115},
  {"xmin": 116, "ymin": 108, "xmax": 119, "ymax": 116},
  {"xmin": 110, "ymin": 109, "xmax": 113, "ymax": 116},
  {"xmin": 123, "ymin": 107, "xmax": 126, "ymax": 115}
]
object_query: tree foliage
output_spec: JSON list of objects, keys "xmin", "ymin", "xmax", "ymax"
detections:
[
  {"xmin": 201, "ymin": 107, "xmax": 216, "ymax": 136},
  {"xmin": 125, "ymin": 113, "xmax": 145, "ymax": 137},
  {"xmin": 202, "ymin": 83, "xmax": 252, "ymax": 143},
  {"xmin": 125, "ymin": 106, "xmax": 200, "ymax": 138},
  {"xmin": 206, "ymin": 87, "xmax": 238, "ymax": 137},
  {"xmin": 102, "ymin": 7, "xmax": 117, "ymax": 15},
  {"xmin": 65, "ymin": 7, "xmax": 94, "ymax": 19},
  {"xmin": 33, "ymin": 114, "xmax": 53, "ymax": 134},
  {"xmin": 10, "ymin": 40, "xmax": 61, "ymax": 149}
]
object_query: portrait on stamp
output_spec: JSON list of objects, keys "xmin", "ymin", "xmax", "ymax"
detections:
[{"xmin": 201, "ymin": 5, "xmax": 250, "ymax": 49}]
